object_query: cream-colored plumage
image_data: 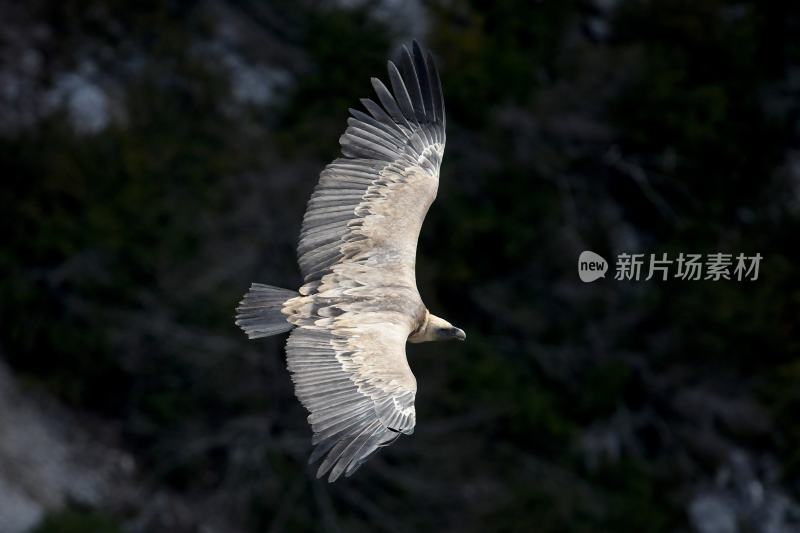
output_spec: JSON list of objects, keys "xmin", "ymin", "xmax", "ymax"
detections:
[{"xmin": 235, "ymin": 41, "xmax": 464, "ymax": 481}]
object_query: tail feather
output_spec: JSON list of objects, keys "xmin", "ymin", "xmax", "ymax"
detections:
[{"xmin": 236, "ymin": 283, "xmax": 298, "ymax": 339}]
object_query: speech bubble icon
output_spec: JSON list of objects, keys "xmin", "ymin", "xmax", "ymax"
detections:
[{"xmin": 578, "ymin": 251, "xmax": 608, "ymax": 283}]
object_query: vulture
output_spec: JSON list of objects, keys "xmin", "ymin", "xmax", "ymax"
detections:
[{"xmin": 235, "ymin": 41, "xmax": 464, "ymax": 482}]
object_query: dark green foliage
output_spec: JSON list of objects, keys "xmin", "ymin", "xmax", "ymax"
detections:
[
  {"xmin": 275, "ymin": 3, "xmax": 397, "ymax": 158},
  {"xmin": 31, "ymin": 507, "xmax": 122, "ymax": 533}
]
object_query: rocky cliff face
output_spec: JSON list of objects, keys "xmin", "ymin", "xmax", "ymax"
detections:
[{"xmin": 0, "ymin": 358, "xmax": 129, "ymax": 532}]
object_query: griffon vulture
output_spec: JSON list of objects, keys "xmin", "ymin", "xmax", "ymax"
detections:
[{"xmin": 236, "ymin": 41, "xmax": 464, "ymax": 482}]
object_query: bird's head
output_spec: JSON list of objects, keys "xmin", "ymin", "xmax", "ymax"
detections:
[{"xmin": 409, "ymin": 311, "xmax": 466, "ymax": 343}]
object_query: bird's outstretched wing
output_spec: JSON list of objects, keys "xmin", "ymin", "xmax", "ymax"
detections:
[
  {"xmin": 296, "ymin": 41, "xmax": 446, "ymax": 288},
  {"xmin": 287, "ymin": 317, "xmax": 416, "ymax": 481},
  {"xmin": 286, "ymin": 42, "xmax": 446, "ymax": 481}
]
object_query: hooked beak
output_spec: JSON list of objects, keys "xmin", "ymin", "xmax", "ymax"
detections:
[{"xmin": 451, "ymin": 327, "xmax": 466, "ymax": 341}]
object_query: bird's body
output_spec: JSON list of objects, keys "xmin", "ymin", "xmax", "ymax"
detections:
[{"xmin": 236, "ymin": 42, "xmax": 464, "ymax": 482}]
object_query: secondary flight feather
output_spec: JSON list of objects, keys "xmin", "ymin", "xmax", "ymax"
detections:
[{"xmin": 235, "ymin": 41, "xmax": 464, "ymax": 482}]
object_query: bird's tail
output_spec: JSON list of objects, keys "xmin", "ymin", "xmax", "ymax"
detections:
[{"xmin": 235, "ymin": 283, "xmax": 298, "ymax": 339}]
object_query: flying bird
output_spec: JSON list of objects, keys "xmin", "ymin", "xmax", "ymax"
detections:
[{"xmin": 235, "ymin": 41, "xmax": 464, "ymax": 482}]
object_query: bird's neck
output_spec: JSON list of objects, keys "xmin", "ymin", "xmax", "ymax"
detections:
[{"xmin": 408, "ymin": 310, "xmax": 451, "ymax": 343}]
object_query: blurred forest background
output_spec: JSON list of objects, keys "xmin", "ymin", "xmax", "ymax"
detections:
[{"xmin": 1, "ymin": 0, "xmax": 799, "ymax": 532}]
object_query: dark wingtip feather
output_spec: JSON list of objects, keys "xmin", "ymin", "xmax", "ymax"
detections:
[
  {"xmin": 386, "ymin": 60, "xmax": 417, "ymax": 125},
  {"xmin": 400, "ymin": 44, "xmax": 426, "ymax": 121},
  {"xmin": 411, "ymin": 41, "xmax": 435, "ymax": 124},
  {"xmin": 426, "ymin": 50, "xmax": 445, "ymax": 127},
  {"xmin": 358, "ymin": 41, "xmax": 444, "ymax": 131},
  {"xmin": 370, "ymin": 76, "xmax": 409, "ymax": 128}
]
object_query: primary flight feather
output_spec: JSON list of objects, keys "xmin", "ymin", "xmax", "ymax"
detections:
[{"xmin": 235, "ymin": 41, "xmax": 464, "ymax": 482}]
